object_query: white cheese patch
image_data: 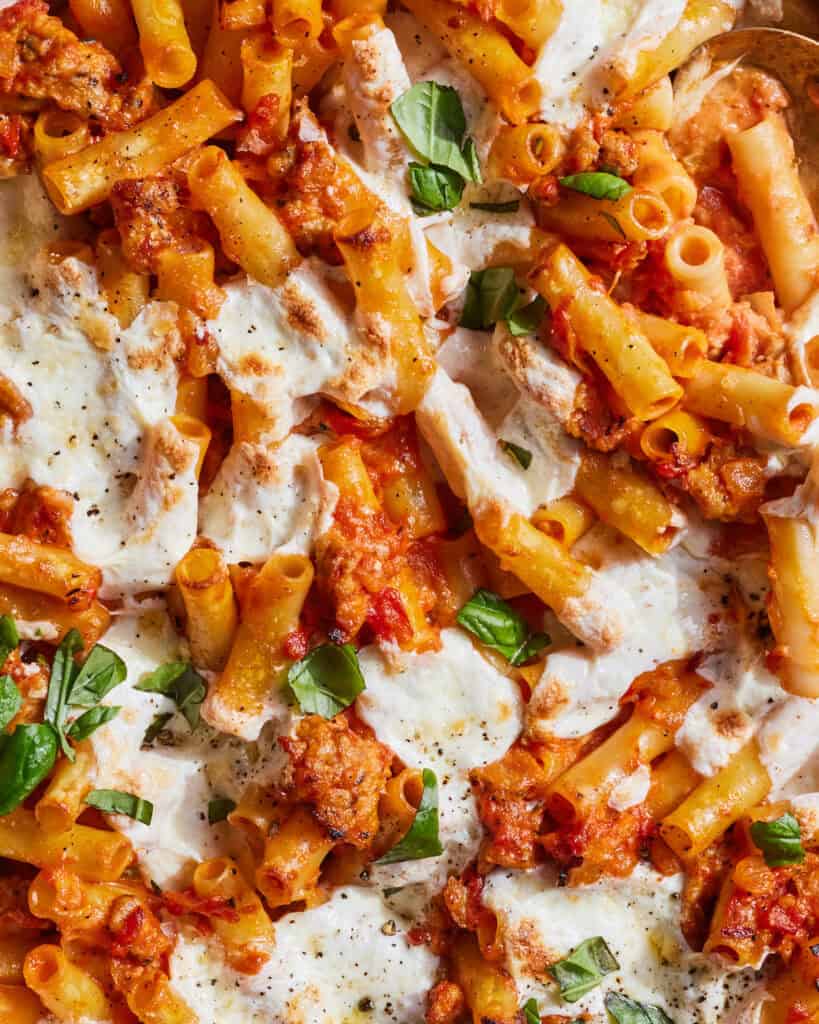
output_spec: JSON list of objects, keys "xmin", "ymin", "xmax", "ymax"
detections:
[
  {"xmin": 0, "ymin": 251, "xmax": 190, "ymax": 596},
  {"xmin": 676, "ymin": 613, "xmax": 784, "ymax": 777},
  {"xmin": 169, "ymin": 886, "xmax": 438, "ymax": 1024},
  {"xmin": 199, "ymin": 434, "xmax": 336, "ymax": 564},
  {"xmin": 528, "ymin": 527, "xmax": 728, "ymax": 739},
  {"xmin": 534, "ymin": 0, "xmax": 688, "ymax": 128},
  {"xmin": 608, "ymin": 763, "xmax": 651, "ymax": 811},
  {"xmin": 356, "ymin": 629, "xmax": 522, "ymax": 894},
  {"xmin": 424, "ymin": 202, "xmax": 536, "ymax": 277},
  {"xmin": 0, "ymin": 175, "xmax": 72, "ymax": 308},
  {"xmin": 758, "ymin": 697, "xmax": 819, "ymax": 794},
  {"xmin": 483, "ymin": 865, "xmax": 759, "ymax": 1022},
  {"xmin": 436, "ymin": 328, "xmax": 520, "ymax": 428},
  {"xmin": 210, "ymin": 260, "xmax": 392, "ymax": 442},
  {"xmin": 785, "ymin": 289, "xmax": 819, "ymax": 386},
  {"xmin": 91, "ymin": 613, "xmax": 286, "ymax": 887}
]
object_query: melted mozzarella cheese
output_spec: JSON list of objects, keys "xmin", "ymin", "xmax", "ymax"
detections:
[
  {"xmin": 528, "ymin": 527, "xmax": 729, "ymax": 738},
  {"xmin": 169, "ymin": 886, "xmax": 438, "ymax": 1024},
  {"xmin": 0, "ymin": 249, "xmax": 194, "ymax": 596},
  {"xmin": 0, "ymin": 175, "xmax": 71, "ymax": 307},
  {"xmin": 356, "ymin": 629, "xmax": 522, "ymax": 894},
  {"xmin": 534, "ymin": 0, "xmax": 688, "ymax": 128},
  {"xmin": 483, "ymin": 865, "xmax": 758, "ymax": 1022},
  {"xmin": 199, "ymin": 434, "xmax": 336, "ymax": 563},
  {"xmin": 210, "ymin": 260, "xmax": 393, "ymax": 442},
  {"xmin": 758, "ymin": 697, "xmax": 819, "ymax": 794},
  {"xmin": 91, "ymin": 613, "xmax": 285, "ymax": 887},
  {"xmin": 676, "ymin": 618, "xmax": 784, "ymax": 777}
]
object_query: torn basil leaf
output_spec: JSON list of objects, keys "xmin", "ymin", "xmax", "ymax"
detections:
[
  {"xmin": 208, "ymin": 796, "xmax": 236, "ymax": 824},
  {"xmin": 410, "ymin": 162, "xmax": 464, "ymax": 214},
  {"xmin": 0, "ymin": 616, "xmax": 19, "ymax": 666},
  {"xmin": 523, "ymin": 999, "xmax": 540, "ymax": 1024},
  {"xmin": 499, "ymin": 440, "xmax": 532, "ymax": 470},
  {"xmin": 550, "ymin": 936, "xmax": 619, "ymax": 1003},
  {"xmin": 67, "ymin": 705, "xmax": 121, "ymax": 741},
  {"xmin": 470, "ymin": 200, "xmax": 520, "ymax": 213},
  {"xmin": 135, "ymin": 662, "xmax": 207, "ymax": 730},
  {"xmin": 376, "ymin": 768, "xmax": 443, "ymax": 864},
  {"xmin": 43, "ymin": 629, "xmax": 84, "ymax": 760},
  {"xmin": 559, "ymin": 172, "xmax": 632, "ymax": 202},
  {"xmin": 506, "ymin": 295, "xmax": 547, "ymax": 337},
  {"xmin": 457, "ymin": 589, "xmax": 549, "ymax": 667},
  {"xmin": 287, "ymin": 643, "xmax": 365, "ymax": 718},
  {"xmin": 0, "ymin": 675, "xmax": 21, "ymax": 732},
  {"xmin": 390, "ymin": 81, "xmax": 481, "ymax": 183},
  {"xmin": 0, "ymin": 723, "xmax": 57, "ymax": 815},
  {"xmin": 460, "ymin": 267, "xmax": 521, "ymax": 330},
  {"xmin": 142, "ymin": 711, "xmax": 173, "ymax": 747},
  {"xmin": 68, "ymin": 645, "xmax": 127, "ymax": 707},
  {"xmin": 604, "ymin": 992, "xmax": 674, "ymax": 1024},
  {"xmin": 750, "ymin": 812, "xmax": 805, "ymax": 867},
  {"xmin": 86, "ymin": 788, "xmax": 153, "ymax": 825}
]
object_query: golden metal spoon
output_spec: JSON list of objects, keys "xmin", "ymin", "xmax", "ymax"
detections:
[{"xmin": 695, "ymin": 23, "xmax": 819, "ymax": 207}]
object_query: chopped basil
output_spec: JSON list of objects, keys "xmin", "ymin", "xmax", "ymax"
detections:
[
  {"xmin": 287, "ymin": 643, "xmax": 365, "ymax": 718},
  {"xmin": 376, "ymin": 768, "xmax": 443, "ymax": 864},
  {"xmin": 0, "ymin": 615, "xmax": 19, "ymax": 665},
  {"xmin": 470, "ymin": 200, "xmax": 520, "ymax": 213},
  {"xmin": 86, "ymin": 788, "xmax": 153, "ymax": 825},
  {"xmin": 44, "ymin": 631, "xmax": 126, "ymax": 760},
  {"xmin": 208, "ymin": 796, "xmax": 236, "ymax": 825},
  {"xmin": 457, "ymin": 589, "xmax": 549, "ymax": 667},
  {"xmin": 68, "ymin": 644, "xmax": 127, "ymax": 707},
  {"xmin": 44, "ymin": 629, "xmax": 83, "ymax": 759},
  {"xmin": 142, "ymin": 711, "xmax": 173, "ymax": 747},
  {"xmin": 559, "ymin": 172, "xmax": 632, "ymax": 202},
  {"xmin": 605, "ymin": 992, "xmax": 674, "ymax": 1024},
  {"xmin": 0, "ymin": 723, "xmax": 57, "ymax": 815},
  {"xmin": 409, "ymin": 162, "xmax": 464, "ymax": 214},
  {"xmin": 390, "ymin": 82, "xmax": 481, "ymax": 183},
  {"xmin": 750, "ymin": 813, "xmax": 805, "ymax": 867},
  {"xmin": 550, "ymin": 936, "xmax": 619, "ymax": 1003},
  {"xmin": 67, "ymin": 705, "xmax": 121, "ymax": 741},
  {"xmin": 0, "ymin": 675, "xmax": 21, "ymax": 732},
  {"xmin": 506, "ymin": 296, "xmax": 547, "ymax": 337},
  {"xmin": 461, "ymin": 267, "xmax": 521, "ymax": 330},
  {"xmin": 135, "ymin": 662, "xmax": 207, "ymax": 730},
  {"xmin": 523, "ymin": 999, "xmax": 540, "ymax": 1024},
  {"xmin": 499, "ymin": 440, "xmax": 532, "ymax": 470},
  {"xmin": 601, "ymin": 212, "xmax": 627, "ymax": 238}
]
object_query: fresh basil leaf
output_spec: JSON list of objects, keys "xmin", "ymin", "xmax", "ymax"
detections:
[
  {"xmin": 208, "ymin": 796, "xmax": 236, "ymax": 825},
  {"xmin": 457, "ymin": 590, "xmax": 548, "ymax": 666},
  {"xmin": 68, "ymin": 645, "xmax": 126, "ymax": 707},
  {"xmin": 409, "ymin": 162, "xmax": 464, "ymax": 213},
  {"xmin": 86, "ymin": 788, "xmax": 153, "ymax": 825},
  {"xmin": 376, "ymin": 768, "xmax": 443, "ymax": 864},
  {"xmin": 470, "ymin": 199, "xmax": 520, "ymax": 213},
  {"xmin": 44, "ymin": 629, "xmax": 83, "ymax": 761},
  {"xmin": 499, "ymin": 440, "xmax": 532, "ymax": 470},
  {"xmin": 559, "ymin": 172, "xmax": 632, "ymax": 201},
  {"xmin": 0, "ymin": 616, "xmax": 19, "ymax": 665},
  {"xmin": 135, "ymin": 662, "xmax": 207, "ymax": 730},
  {"xmin": 750, "ymin": 813, "xmax": 805, "ymax": 867},
  {"xmin": 460, "ymin": 267, "xmax": 521, "ymax": 330},
  {"xmin": 462, "ymin": 137, "xmax": 482, "ymax": 184},
  {"xmin": 390, "ymin": 82, "xmax": 480, "ymax": 182},
  {"xmin": 0, "ymin": 675, "xmax": 21, "ymax": 732},
  {"xmin": 67, "ymin": 705, "xmax": 120, "ymax": 741},
  {"xmin": 601, "ymin": 212, "xmax": 627, "ymax": 239},
  {"xmin": 523, "ymin": 999, "xmax": 540, "ymax": 1024},
  {"xmin": 0, "ymin": 723, "xmax": 57, "ymax": 815},
  {"xmin": 511, "ymin": 632, "xmax": 550, "ymax": 667},
  {"xmin": 605, "ymin": 992, "xmax": 674, "ymax": 1024},
  {"xmin": 550, "ymin": 936, "xmax": 619, "ymax": 1003},
  {"xmin": 287, "ymin": 643, "xmax": 365, "ymax": 718},
  {"xmin": 507, "ymin": 295, "xmax": 547, "ymax": 337},
  {"xmin": 142, "ymin": 712, "xmax": 173, "ymax": 747}
]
